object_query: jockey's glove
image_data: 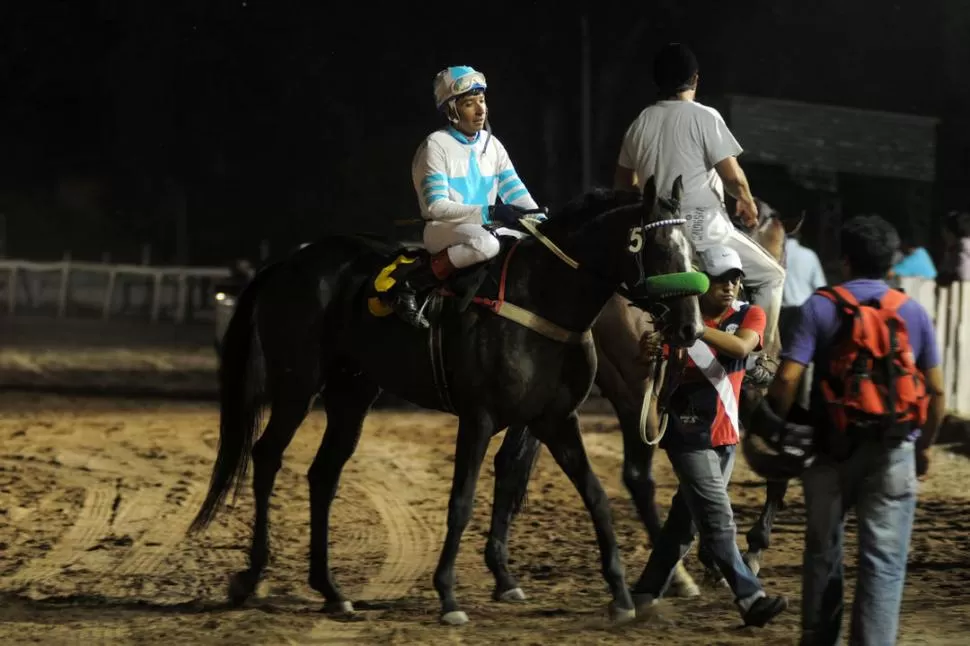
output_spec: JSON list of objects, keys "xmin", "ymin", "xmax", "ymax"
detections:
[{"xmin": 488, "ymin": 203, "xmax": 524, "ymax": 227}]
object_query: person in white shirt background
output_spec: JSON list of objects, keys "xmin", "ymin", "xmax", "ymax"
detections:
[
  {"xmin": 780, "ymin": 229, "xmax": 827, "ymax": 408},
  {"xmin": 614, "ymin": 43, "xmax": 786, "ymax": 386},
  {"xmin": 387, "ymin": 65, "xmax": 539, "ymax": 328}
]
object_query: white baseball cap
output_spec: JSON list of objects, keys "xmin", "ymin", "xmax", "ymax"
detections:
[{"xmin": 699, "ymin": 245, "xmax": 744, "ymax": 277}]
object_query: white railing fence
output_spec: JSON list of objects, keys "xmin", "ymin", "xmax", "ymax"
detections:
[
  {"xmin": 898, "ymin": 277, "xmax": 968, "ymax": 416},
  {"xmin": 1, "ymin": 262, "xmax": 969, "ymax": 414},
  {"xmin": 0, "ymin": 254, "xmax": 230, "ymax": 323}
]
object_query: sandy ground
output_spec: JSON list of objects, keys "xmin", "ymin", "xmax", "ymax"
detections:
[{"xmin": 1, "ymin": 394, "xmax": 970, "ymax": 645}]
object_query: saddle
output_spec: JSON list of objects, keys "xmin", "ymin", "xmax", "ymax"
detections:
[{"xmin": 366, "ymin": 229, "xmax": 522, "ymax": 323}]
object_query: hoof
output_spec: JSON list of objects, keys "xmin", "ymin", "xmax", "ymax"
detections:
[
  {"xmin": 227, "ymin": 571, "xmax": 256, "ymax": 607},
  {"xmin": 322, "ymin": 600, "xmax": 355, "ymax": 614},
  {"xmin": 669, "ymin": 579, "xmax": 701, "ymax": 598},
  {"xmin": 608, "ymin": 601, "xmax": 637, "ymax": 624},
  {"xmin": 631, "ymin": 593, "xmax": 657, "ymax": 616},
  {"xmin": 669, "ymin": 561, "xmax": 700, "ymax": 598},
  {"xmin": 743, "ymin": 552, "xmax": 762, "ymax": 577},
  {"xmin": 440, "ymin": 610, "xmax": 469, "ymax": 626},
  {"xmin": 702, "ymin": 569, "xmax": 729, "ymax": 590},
  {"xmin": 495, "ymin": 587, "xmax": 527, "ymax": 602}
]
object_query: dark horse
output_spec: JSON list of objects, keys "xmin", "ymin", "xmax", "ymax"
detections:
[
  {"xmin": 484, "ymin": 199, "xmax": 805, "ymax": 601},
  {"xmin": 188, "ymin": 179, "xmax": 704, "ymax": 625}
]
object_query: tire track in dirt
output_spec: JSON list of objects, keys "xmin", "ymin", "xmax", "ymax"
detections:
[
  {"xmin": 301, "ymin": 619, "xmax": 368, "ymax": 645},
  {"xmin": 72, "ymin": 624, "xmax": 133, "ymax": 645},
  {"xmin": 113, "ymin": 481, "xmax": 207, "ymax": 576},
  {"xmin": 2, "ymin": 483, "xmax": 116, "ymax": 591},
  {"xmin": 354, "ymin": 441, "xmax": 446, "ymax": 602},
  {"xmin": 355, "ymin": 477, "xmax": 439, "ymax": 601}
]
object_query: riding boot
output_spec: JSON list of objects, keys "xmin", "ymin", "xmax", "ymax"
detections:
[{"xmin": 389, "ymin": 250, "xmax": 456, "ymax": 329}]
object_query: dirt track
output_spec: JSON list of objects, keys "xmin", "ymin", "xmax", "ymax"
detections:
[{"xmin": 2, "ymin": 394, "xmax": 970, "ymax": 645}]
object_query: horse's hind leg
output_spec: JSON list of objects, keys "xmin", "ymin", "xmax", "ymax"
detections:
[
  {"xmin": 618, "ymin": 416, "xmax": 701, "ymax": 599},
  {"xmin": 307, "ymin": 370, "xmax": 380, "ymax": 612},
  {"xmin": 596, "ymin": 358, "xmax": 700, "ymax": 600},
  {"xmin": 743, "ymin": 478, "xmax": 790, "ymax": 576},
  {"xmin": 229, "ymin": 378, "xmax": 319, "ymax": 605},
  {"xmin": 485, "ymin": 424, "xmax": 541, "ymax": 602},
  {"xmin": 532, "ymin": 411, "xmax": 635, "ymax": 622}
]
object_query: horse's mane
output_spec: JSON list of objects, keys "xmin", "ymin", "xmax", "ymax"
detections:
[{"xmin": 538, "ymin": 187, "xmax": 644, "ymax": 236}]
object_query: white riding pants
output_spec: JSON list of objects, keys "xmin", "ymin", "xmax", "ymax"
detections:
[
  {"xmin": 695, "ymin": 227, "xmax": 786, "ymax": 357},
  {"xmin": 424, "ymin": 221, "xmax": 501, "ymax": 269}
]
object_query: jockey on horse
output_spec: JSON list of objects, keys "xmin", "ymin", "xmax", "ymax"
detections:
[
  {"xmin": 387, "ymin": 65, "xmax": 542, "ymax": 328},
  {"xmin": 615, "ymin": 43, "xmax": 786, "ymax": 387}
]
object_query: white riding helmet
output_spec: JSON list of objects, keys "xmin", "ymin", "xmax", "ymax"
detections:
[{"xmin": 433, "ymin": 65, "xmax": 487, "ymax": 110}]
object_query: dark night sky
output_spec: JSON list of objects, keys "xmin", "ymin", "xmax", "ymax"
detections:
[{"xmin": 1, "ymin": 1, "xmax": 967, "ymax": 264}]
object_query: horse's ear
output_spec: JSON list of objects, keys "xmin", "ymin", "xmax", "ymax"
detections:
[
  {"xmin": 671, "ymin": 175, "xmax": 684, "ymax": 204},
  {"xmin": 785, "ymin": 210, "xmax": 806, "ymax": 236},
  {"xmin": 642, "ymin": 175, "xmax": 657, "ymax": 203}
]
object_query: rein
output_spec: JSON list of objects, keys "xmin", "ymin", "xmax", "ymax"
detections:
[
  {"xmin": 518, "ymin": 210, "xmax": 698, "ymax": 447},
  {"xmin": 482, "ymin": 214, "xmax": 690, "ymax": 346}
]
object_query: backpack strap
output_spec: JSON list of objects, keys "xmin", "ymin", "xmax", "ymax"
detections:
[
  {"xmin": 816, "ymin": 285, "xmax": 860, "ymax": 313},
  {"xmin": 878, "ymin": 288, "xmax": 909, "ymax": 314}
]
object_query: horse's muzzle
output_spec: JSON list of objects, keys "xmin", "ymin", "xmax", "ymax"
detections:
[{"xmin": 669, "ymin": 321, "xmax": 704, "ymax": 348}]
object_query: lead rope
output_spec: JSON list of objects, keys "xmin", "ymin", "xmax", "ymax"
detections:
[{"xmin": 639, "ymin": 355, "xmax": 670, "ymax": 446}]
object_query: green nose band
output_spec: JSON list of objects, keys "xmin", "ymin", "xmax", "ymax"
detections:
[{"xmin": 642, "ymin": 271, "xmax": 709, "ymax": 298}]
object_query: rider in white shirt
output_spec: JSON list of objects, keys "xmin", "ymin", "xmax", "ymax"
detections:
[
  {"xmin": 614, "ymin": 43, "xmax": 785, "ymax": 386},
  {"xmin": 388, "ymin": 65, "xmax": 539, "ymax": 328}
]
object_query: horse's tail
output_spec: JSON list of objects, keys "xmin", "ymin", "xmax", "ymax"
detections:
[{"xmin": 190, "ymin": 263, "xmax": 280, "ymax": 532}]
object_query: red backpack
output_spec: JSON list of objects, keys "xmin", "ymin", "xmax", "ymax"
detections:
[{"xmin": 816, "ymin": 286, "xmax": 929, "ymax": 437}]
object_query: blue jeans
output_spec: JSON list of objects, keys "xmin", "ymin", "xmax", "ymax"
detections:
[
  {"xmin": 801, "ymin": 441, "xmax": 918, "ymax": 645},
  {"xmin": 635, "ymin": 445, "xmax": 764, "ymax": 612}
]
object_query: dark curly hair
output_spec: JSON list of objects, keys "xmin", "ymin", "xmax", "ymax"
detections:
[
  {"xmin": 840, "ymin": 214, "xmax": 900, "ymax": 279},
  {"xmin": 653, "ymin": 43, "xmax": 699, "ymax": 96}
]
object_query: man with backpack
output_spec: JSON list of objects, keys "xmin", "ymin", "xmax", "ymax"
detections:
[{"xmin": 766, "ymin": 214, "xmax": 946, "ymax": 645}]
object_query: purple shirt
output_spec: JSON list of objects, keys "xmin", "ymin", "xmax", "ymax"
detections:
[{"xmin": 784, "ymin": 279, "xmax": 940, "ymax": 439}]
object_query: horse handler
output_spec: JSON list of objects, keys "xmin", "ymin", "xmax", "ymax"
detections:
[{"xmin": 631, "ymin": 244, "xmax": 787, "ymax": 627}]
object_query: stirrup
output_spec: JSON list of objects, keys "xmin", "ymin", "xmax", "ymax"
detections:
[{"xmin": 393, "ymin": 293, "xmax": 430, "ymax": 329}]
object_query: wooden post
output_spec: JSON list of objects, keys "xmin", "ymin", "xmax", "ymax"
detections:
[
  {"xmin": 102, "ymin": 268, "xmax": 117, "ymax": 320},
  {"xmin": 150, "ymin": 271, "xmax": 164, "ymax": 322},
  {"xmin": 946, "ymin": 283, "xmax": 960, "ymax": 403},
  {"xmin": 57, "ymin": 251, "xmax": 71, "ymax": 318},
  {"xmin": 6, "ymin": 266, "xmax": 16, "ymax": 315},
  {"xmin": 935, "ymin": 286, "xmax": 952, "ymax": 400},
  {"xmin": 140, "ymin": 242, "xmax": 152, "ymax": 316},
  {"xmin": 958, "ymin": 282, "xmax": 970, "ymax": 413},
  {"xmin": 174, "ymin": 272, "xmax": 188, "ymax": 323}
]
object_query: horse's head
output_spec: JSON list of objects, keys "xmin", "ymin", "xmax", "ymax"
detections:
[
  {"xmin": 747, "ymin": 198, "xmax": 805, "ymax": 268},
  {"xmin": 620, "ymin": 175, "xmax": 704, "ymax": 347}
]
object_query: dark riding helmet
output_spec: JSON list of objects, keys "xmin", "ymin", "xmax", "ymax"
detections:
[
  {"xmin": 653, "ymin": 43, "xmax": 700, "ymax": 95},
  {"xmin": 741, "ymin": 396, "xmax": 816, "ymax": 480}
]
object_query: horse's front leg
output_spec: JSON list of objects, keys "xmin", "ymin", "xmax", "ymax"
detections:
[
  {"xmin": 484, "ymin": 424, "xmax": 542, "ymax": 603},
  {"xmin": 597, "ymin": 356, "xmax": 700, "ymax": 599},
  {"xmin": 432, "ymin": 410, "xmax": 495, "ymax": 625}
]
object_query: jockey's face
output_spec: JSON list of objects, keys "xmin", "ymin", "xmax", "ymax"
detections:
[{"xmin": 452, "ymin": 92, "xmax": 487, "ymax": 136}]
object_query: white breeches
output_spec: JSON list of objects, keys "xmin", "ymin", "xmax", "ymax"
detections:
[
  {"xmin": 424, "ymin": 221, "xmax": 502, "ymax": 269},
  {"xmin": 695, "ymin": 227, "xmax": 786, "ymax": 356}
]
